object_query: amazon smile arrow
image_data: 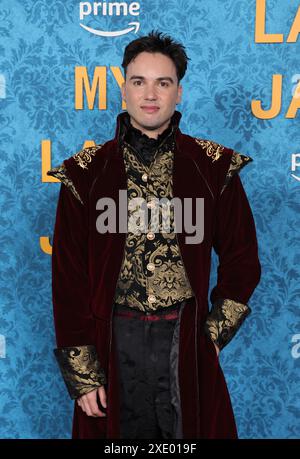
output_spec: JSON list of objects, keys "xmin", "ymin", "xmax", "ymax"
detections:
[{"xmin": 80, "ymin": 21, "xmax": 140, "ymax": 37}]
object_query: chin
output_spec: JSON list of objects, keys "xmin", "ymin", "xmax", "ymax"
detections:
[
  {"xmin": 130, "ymin": 111, "xmax": 167, "ymax": 132},
  {"xmin": 137, "ymin": 118, "xmax": 161, "ymax": 130},
  {"xmin": 143, "ymin": 123, "xmax": 163, "ymax": 132},
  {"xmin": 142, "ymin": 115, "xmax": 165, "ymax": 126}
]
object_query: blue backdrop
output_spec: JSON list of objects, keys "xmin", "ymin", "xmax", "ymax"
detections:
[{"xmin": 0, "ymin": 0, "xmax": 299, "ymax": 439}]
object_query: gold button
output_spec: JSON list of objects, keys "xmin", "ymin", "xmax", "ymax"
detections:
[
  {"xmin": 142, "ymin": 173, "xmax": 148, "ymax": 182},
  {"xmin": 147, "ymin": 263, "xmax": 155, "ymax": 271},
  {"xmin": 148, "ymin": 295, "xmax": 156, "ymax": 303},
  {"xmin": 147, "ymin": 232, "xmax": 155, "ymax": 240},
  {"xmin": 147, "ymin": 200, "xmax": 155, "ymax": 209}
]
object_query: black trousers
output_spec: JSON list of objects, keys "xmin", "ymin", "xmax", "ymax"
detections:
[{"xmin": 112, "ymin": 302, "xmax": 182, "ymax": 439}]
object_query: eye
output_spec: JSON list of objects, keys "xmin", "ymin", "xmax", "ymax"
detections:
[
  {"xmin": 160, "ymin": 81, "xmax": 169, "ymax": 87},
  {"xmin": 133, "ymin": 80, "xmax": 142, "ymax": 86}
]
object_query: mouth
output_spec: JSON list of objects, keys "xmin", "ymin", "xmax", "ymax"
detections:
[{"xmin": 141, "ymin": 106, "xmax": 160, "ymax": 113}]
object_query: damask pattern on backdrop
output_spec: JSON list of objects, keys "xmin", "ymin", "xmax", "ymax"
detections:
[{"xmin": 0, "ymin": 0, "xmax": 299, "ymax": 439}]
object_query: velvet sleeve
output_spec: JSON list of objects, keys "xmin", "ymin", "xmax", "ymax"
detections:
[
  {"xmin": 204, "ymin": 155, "xmax": 261, "ymax": 351},
  {"xmin": 49, "ymin": 169, "xmax": 106, "ymax": 399}
]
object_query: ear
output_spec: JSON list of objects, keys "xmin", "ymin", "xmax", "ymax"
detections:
[{"xmin": 176, "ymin": 84, "xmax": 183, "ymax": 104}]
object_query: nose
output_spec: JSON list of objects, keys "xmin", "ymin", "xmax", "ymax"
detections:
[{"xmin": 144, "ymin": 83, "xmax": 157, "ymax": 101}]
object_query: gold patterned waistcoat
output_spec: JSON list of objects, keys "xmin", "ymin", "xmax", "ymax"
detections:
[{"xmin": 113, "ymin": 134, "xmax": 194, "ymax": 312}]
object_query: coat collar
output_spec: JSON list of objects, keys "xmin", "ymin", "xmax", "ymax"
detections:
[
  {"xmin": 113, "ymin": 110, "xmax": 183, "ymax": 145},
  {"xmin": 110, "ymin": 110, "xmax": 199, "ymax": 161}
]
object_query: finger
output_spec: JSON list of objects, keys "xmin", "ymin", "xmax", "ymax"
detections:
[
  {"xmin": 85, "ymin": 391, "xmax": 105, "ymax": 417},
  {"xmin": 98, "ymin": 386, "xmax": 107, "ymax": 408},
  {"xmin": 213, "ymin": 343, "xmax": 219, "ymax": 356},
  {"xmin": 81, "ymin": 398, "xmax": 93, "ymax": 416},
  {"xmin": 78, "ymin": 398, "xmax": 87, "ymax": 414}
]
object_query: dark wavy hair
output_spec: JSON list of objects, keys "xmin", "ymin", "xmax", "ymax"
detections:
[{"xmin": 122, "ymin": 30, "xmax": 190, "ymax": 85}]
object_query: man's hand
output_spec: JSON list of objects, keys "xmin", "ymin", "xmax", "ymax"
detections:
[
  {"xmin": 77, "ymin": 386, "xmax": 107, "ymax": 417},
  {"xmin": 213, "ymin": 342, "xmax": 220, "ymax": 357}
]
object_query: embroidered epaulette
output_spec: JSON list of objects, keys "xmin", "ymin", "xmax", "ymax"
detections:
[
  {"xmin": 47, "ymin": 164, "xmax": 83, "ymax": 205},
  {"xmin": 194, "ymin": 138, "xmax": 225, "ymax": 162},
  {"xmin": 73, "ymin": 144, "xmax": 103, "ymax": 170},
  {"xmin": 221, "ymin": 151, "xmax": 253, "ymax": 195}
]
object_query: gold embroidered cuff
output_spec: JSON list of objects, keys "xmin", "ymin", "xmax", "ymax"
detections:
[
  {"xmin": 204, "ymin": 298, "xmax": 251, "ymax": 350},
  {"xmin": 54, "ymin": 345, "xmax": 107, "ymax": 400},
  {"xmin": 47, "ymin": 164, "xmax": 83, "ymax": 205}
]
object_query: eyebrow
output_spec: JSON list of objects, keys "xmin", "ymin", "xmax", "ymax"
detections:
[{"xmin": 129, "ymin": 75, "xmax": 175, "ymax": 84}]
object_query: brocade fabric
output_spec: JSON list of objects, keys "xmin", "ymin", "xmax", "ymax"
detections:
[{"xmin": 54, "ymin": 345, "xmax": 107, "ymax": 399}]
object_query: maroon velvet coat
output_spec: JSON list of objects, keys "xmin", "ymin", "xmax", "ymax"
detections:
[{"xmin": 51, "ymin": 111, "xmax": 261, "ymax": 439}]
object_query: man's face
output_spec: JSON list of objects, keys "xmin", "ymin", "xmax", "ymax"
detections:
[{"xmin": 121, "ymin": 51, "xmax": 183, "ymax": 139}]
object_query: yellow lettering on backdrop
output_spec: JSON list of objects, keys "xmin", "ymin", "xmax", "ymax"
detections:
[
  {"xmin": 255, "ymin": 0, "xmax": 283, "ymax": 43},
  {"xmin": 286, "ymin": 81, "xmax": 300, "ymax": 118},
  {"xmin": 110, "ymin": 66, "xmax": 126, "ymax": 110},
  {"xmin": 256, "ymin": 0, "xmax": 300, "ymax": 43},
  {"xmin": 40, "ymin": 237, "xmax": 52, "ymax": 255},
  {"xmin": 287, "ymin": 6, "xmax": 300, "ymax": 43},
  {"xmin": 41, "ymin": 140, "xmax": 53, "ymax": 182},
  {"xmin": 251, "ymin": 74, "xmax": 282, "ymax": 119},
  {"xmin": 75, "ymin": 66, "xmax": 126, "ymax": 110},
  {"xmin": 75, "ymin": 66, "xmax": 107, "ymax": 109}
]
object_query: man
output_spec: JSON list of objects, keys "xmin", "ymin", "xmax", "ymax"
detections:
[{"xmin": 47, "ymin": 30, "xmax": 261, "ymax": 439}]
